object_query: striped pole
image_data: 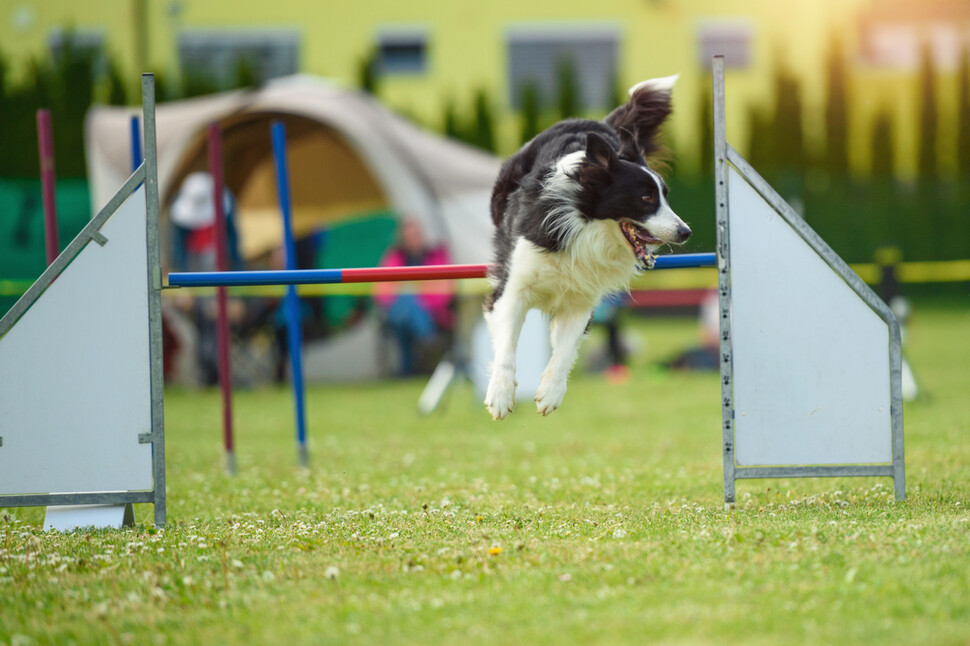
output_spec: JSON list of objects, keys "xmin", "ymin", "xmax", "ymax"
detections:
[
  {"xmin": 208, "ymin": 123, "xmax": 236, "ymax": 475},
  {"xmin": 167, "ymin": 253, "xmax": 716, "ymax": 288},
  {"xmin": 271, "ymin": 120, "xmax": 309, "ymax": 468},
  {"xmin": 36, "ymin": 109, "xmax": 59, "ymax": 265}
]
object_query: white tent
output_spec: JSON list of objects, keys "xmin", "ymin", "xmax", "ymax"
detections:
[
  {"xmin": 85, "ymin": 75, "xmax": 501, "ymax": 382},
  {"xmin": 85, "ymin": 74, "xmax": 499, "ymax": 264}
]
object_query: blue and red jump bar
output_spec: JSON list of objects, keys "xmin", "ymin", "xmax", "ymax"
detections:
[{"xmin": 166, "ymin": 253, "xmax": 716, "ymax": 288}]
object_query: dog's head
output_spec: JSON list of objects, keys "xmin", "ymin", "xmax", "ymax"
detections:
[{"xmin": 574, "ymin": 129, "xmax": 691, "ymax": 266}]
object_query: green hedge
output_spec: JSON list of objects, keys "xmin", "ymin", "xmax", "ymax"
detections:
[{"xmin": 668, "ymin": 173, "xmax": 970, "ymax": 266}]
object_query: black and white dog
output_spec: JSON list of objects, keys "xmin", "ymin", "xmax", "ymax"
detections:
[{"xmin": 484, "ymin": 75, "xmax": 690, "ymax": 420}]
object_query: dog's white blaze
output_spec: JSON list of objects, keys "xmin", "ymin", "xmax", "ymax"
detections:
[
  {"xmin": 641, "ymin": 167, "xmax": 689, "ymax": 244},
  {"xmin": 554, "ymin": 150, "xmax": 585, "ymax": 176},
  {"xmin": 628, "ymin": 74, "xmax": 679, "ymax": 97}
]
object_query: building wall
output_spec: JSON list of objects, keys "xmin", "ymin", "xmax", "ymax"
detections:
[{"xmin": 2, "ymin": 0, "xmax": 965, "ymax": 178}]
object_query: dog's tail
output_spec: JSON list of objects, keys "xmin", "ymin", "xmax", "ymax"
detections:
[{"xmin": 604, "ymin": 74, "xmax": 677, "ymax": 160}]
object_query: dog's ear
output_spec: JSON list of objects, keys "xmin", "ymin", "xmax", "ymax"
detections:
[
  {"xmin": 584, "ymin": 132, "xmax": 618, "ymax": 170},
  {"xmin": 618, "ymin": 127, "xmax": 641, "ymax": 162},
  {"xmin": 604, "ymin": 74, "xmax": 676, "ymax": 159}
]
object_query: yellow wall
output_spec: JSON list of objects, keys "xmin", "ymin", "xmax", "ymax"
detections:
[{"xmin": 1, "ymin": 0, "xmax": 958, "ymax": 178}]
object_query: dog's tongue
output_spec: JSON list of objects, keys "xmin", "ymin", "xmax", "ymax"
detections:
[{"xmin": 620, "ymin": 222, "xmax": 658, "ymax": 268}]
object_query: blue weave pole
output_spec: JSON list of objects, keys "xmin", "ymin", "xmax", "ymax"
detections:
[
  {"xmin": 167, "ymin": 253, "xmax": 717, "ymax": 288},
  {"xmin": 271, "ymin": 121, "xmax": 309, "ymax": 468},
  {"xmin": 130, "ymin": 116, "xmax": 142, "ymax": 173}
]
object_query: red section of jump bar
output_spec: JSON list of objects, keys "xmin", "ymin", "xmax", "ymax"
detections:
[
  {"xmin": 342, "ymin": 264, "xmax": 490, "ymax": 283},
  {"xmin": 630, "ymin": 288, "xmax": 715, "ymax": 308}
]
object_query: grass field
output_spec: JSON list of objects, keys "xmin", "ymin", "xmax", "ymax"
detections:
[{"xmin": 3, "ymin": 301, "xmax": 969, "ymax": 645}]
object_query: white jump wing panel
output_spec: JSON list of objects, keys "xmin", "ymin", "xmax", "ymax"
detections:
[
  {"xmin": 728, "ymin": 167, "xmax": 893, "ymax": 466},
  {"xmin": 0, "ymin": 186, "xmax": 153, "ymax": 494}
]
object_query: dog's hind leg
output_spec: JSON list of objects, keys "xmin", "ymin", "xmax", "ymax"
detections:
[
  {"xmin": 484, "ymin": 291, "xmax": 529, "ymax": 420},
  {"xmin": 535, "ymin": 309, "xmax": 591, "ymax": 416}
]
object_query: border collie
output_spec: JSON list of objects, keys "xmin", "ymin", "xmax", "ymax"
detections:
[{"xmin": 484, "ymin": 75, "xmax": 690, "ymax": 420}]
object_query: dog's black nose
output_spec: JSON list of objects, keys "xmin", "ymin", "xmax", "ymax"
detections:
[{"xmin": 674, "ymin": 223, "xmax": 691, "ymax": 244}]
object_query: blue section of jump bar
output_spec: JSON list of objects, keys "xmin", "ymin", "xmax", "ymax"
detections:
[
  {"xmin": 167, "ymin": 253, "xmax": 716, "ymax": 288},
  {"xmin": 170, "ymin": 267, "xmax": 344, "ymax": 287},
  {"xmin": 652, "ymin": 252, "xmax": 716, "ymax": 269}
]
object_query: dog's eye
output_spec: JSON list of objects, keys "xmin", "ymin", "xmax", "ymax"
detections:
[{"xmin": 642, "ymin": 194, "xmax": 656, "ymax": 204}]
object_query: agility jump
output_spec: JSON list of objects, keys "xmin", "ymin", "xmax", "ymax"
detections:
[{"xmin": 0, "ymin": 58, "xmax": 904, "ymax": 530}]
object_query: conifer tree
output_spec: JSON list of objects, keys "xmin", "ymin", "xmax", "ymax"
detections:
[
  {"xmin": 106, "ymin": 58, "xmax": 127, "ymax": 105},
  {"xmin": 745, "ymin": 106, "xmax": 771, "ymax": 171},
  {"xmin": 824, "ymin": 35, "xmax": 849, "ymax": 175},
  {"xmin": 442, "ymin": 99, "xmax": 460, "ymax": 140},
  {"xmin": 358, "ymin": 49, "xmax": 379, "ymax": 96},
  {"xmin": 519, "ymin": 81, "xmax": 540, "ymax": 145},
  {"xmin": 556, "ymin": 58, "xmax": 580, "ymax": 120},
  {"xmin": 697, "ymin": 77, "xmax": 713, "ymax": 176},
  {"xmin": 917, "ymin": 44, "xmax": 938, "ymax": 183},
  {"xmin": 772, "ymin": 67, "xmax": 805, "ymax": 171},
  {"xmin": 957, "ymin": 47, "xmax": 970, "ymax": 176},
  {"xmin": 870, "ymin": 110, "xmax": 895, "ymax": 178},
  {"xmin": 472, "ymin": 88, "xmax": 495, "ymax": 152},
  {"xmin": 607, "ymin": 72, "xmax": 624, "ymax": 112},
  {"xmin": 51, "ymin": 33, "xmax": 95, "ymax": 176}
]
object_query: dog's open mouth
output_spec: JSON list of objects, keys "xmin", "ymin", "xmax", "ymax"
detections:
[{"xmin": 620, "ymin": 221, "xmax": 661, "ymax": 267}]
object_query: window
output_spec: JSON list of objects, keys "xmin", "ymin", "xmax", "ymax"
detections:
[
  {"xmin": 506, "ymin": 26, "xmax": 620, "ymax": 111},
  {"xmin": 376, "ymin": 29, "xmax": 428, "ymax": 75},
  {"xmin": 858, "ymin": 3, "xmax": 970, "ymax": 70},
  {"xmin": 178, "ymin": 31, "xmax": 299, "ymax": 89},
  {"xmin": 697, "ymin": 21, "xmax": 753, "ymax": 69},
  {"xmin": 49, "ymin": 29, "xmax": 106, "ymax": 75},
  {"xmin": 860, "ymin": 22, "xmax": 966, "ymax": 69}
]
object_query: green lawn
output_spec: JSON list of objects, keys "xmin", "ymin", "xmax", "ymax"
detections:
[{"xmin": 3, "ymin": 301, "xmax": 969, "ymax": 645}]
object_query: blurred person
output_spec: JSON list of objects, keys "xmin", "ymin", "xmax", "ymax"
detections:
[
  {"xmin": 591, "ymin": 292, "xmax": 631, "ymax": 383},
  {"xmin": 666, "ymin": 289, "xmax": 720, "ymax": 371},
  {"xmin": 877, "ymin": 247, "xmax": 919, "ymax": 401},
  {"xmin": 375, "ymin": 218, "xmax": 455, "ymax": 375},
  {"xmin": 169, "ymin": 171, "xmax": 240, "ymax": 385},
  {"xmin": 267, "ymin": 240, "xmax": 325, "ymax": 383}
]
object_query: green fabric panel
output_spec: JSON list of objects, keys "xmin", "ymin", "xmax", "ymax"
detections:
[
  {"xmin": 0, "ymin": 179, "xmax": 91, "ymax": 317},
  {"xmin": 315, "ymin": 212, "xmax": 398, "ymax": 328}
]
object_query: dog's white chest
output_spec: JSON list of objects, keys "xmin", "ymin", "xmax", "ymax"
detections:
[{"xmin": 506, "ymin": 222, "xmax": 638, "ymax": 315}]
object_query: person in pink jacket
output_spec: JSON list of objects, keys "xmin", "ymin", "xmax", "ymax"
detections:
[{"xmin": 375, "ymin": 218, "xmax": 455, "ymax": 375}]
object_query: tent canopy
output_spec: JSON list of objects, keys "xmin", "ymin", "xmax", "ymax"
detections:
[{"xmin": 86, "ymin": 75, "xmax": 500, "ymax": 264}]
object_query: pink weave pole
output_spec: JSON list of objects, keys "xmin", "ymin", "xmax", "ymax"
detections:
[
  {"xmin": 208, "ymin": 123, "xmax": 236, "ymax": 475},
  {"xmin": 36, "ymin": 109, "xmax": 59, "ymax": 265}
]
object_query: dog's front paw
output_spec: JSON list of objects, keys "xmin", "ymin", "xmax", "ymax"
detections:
[
  {"xmin": 535, "ymin": 378, "xmax": 567, "ymax": 416},
  {"xmin": 485, "ymin": 372, "xmax": 516, "ymax": 420}
]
